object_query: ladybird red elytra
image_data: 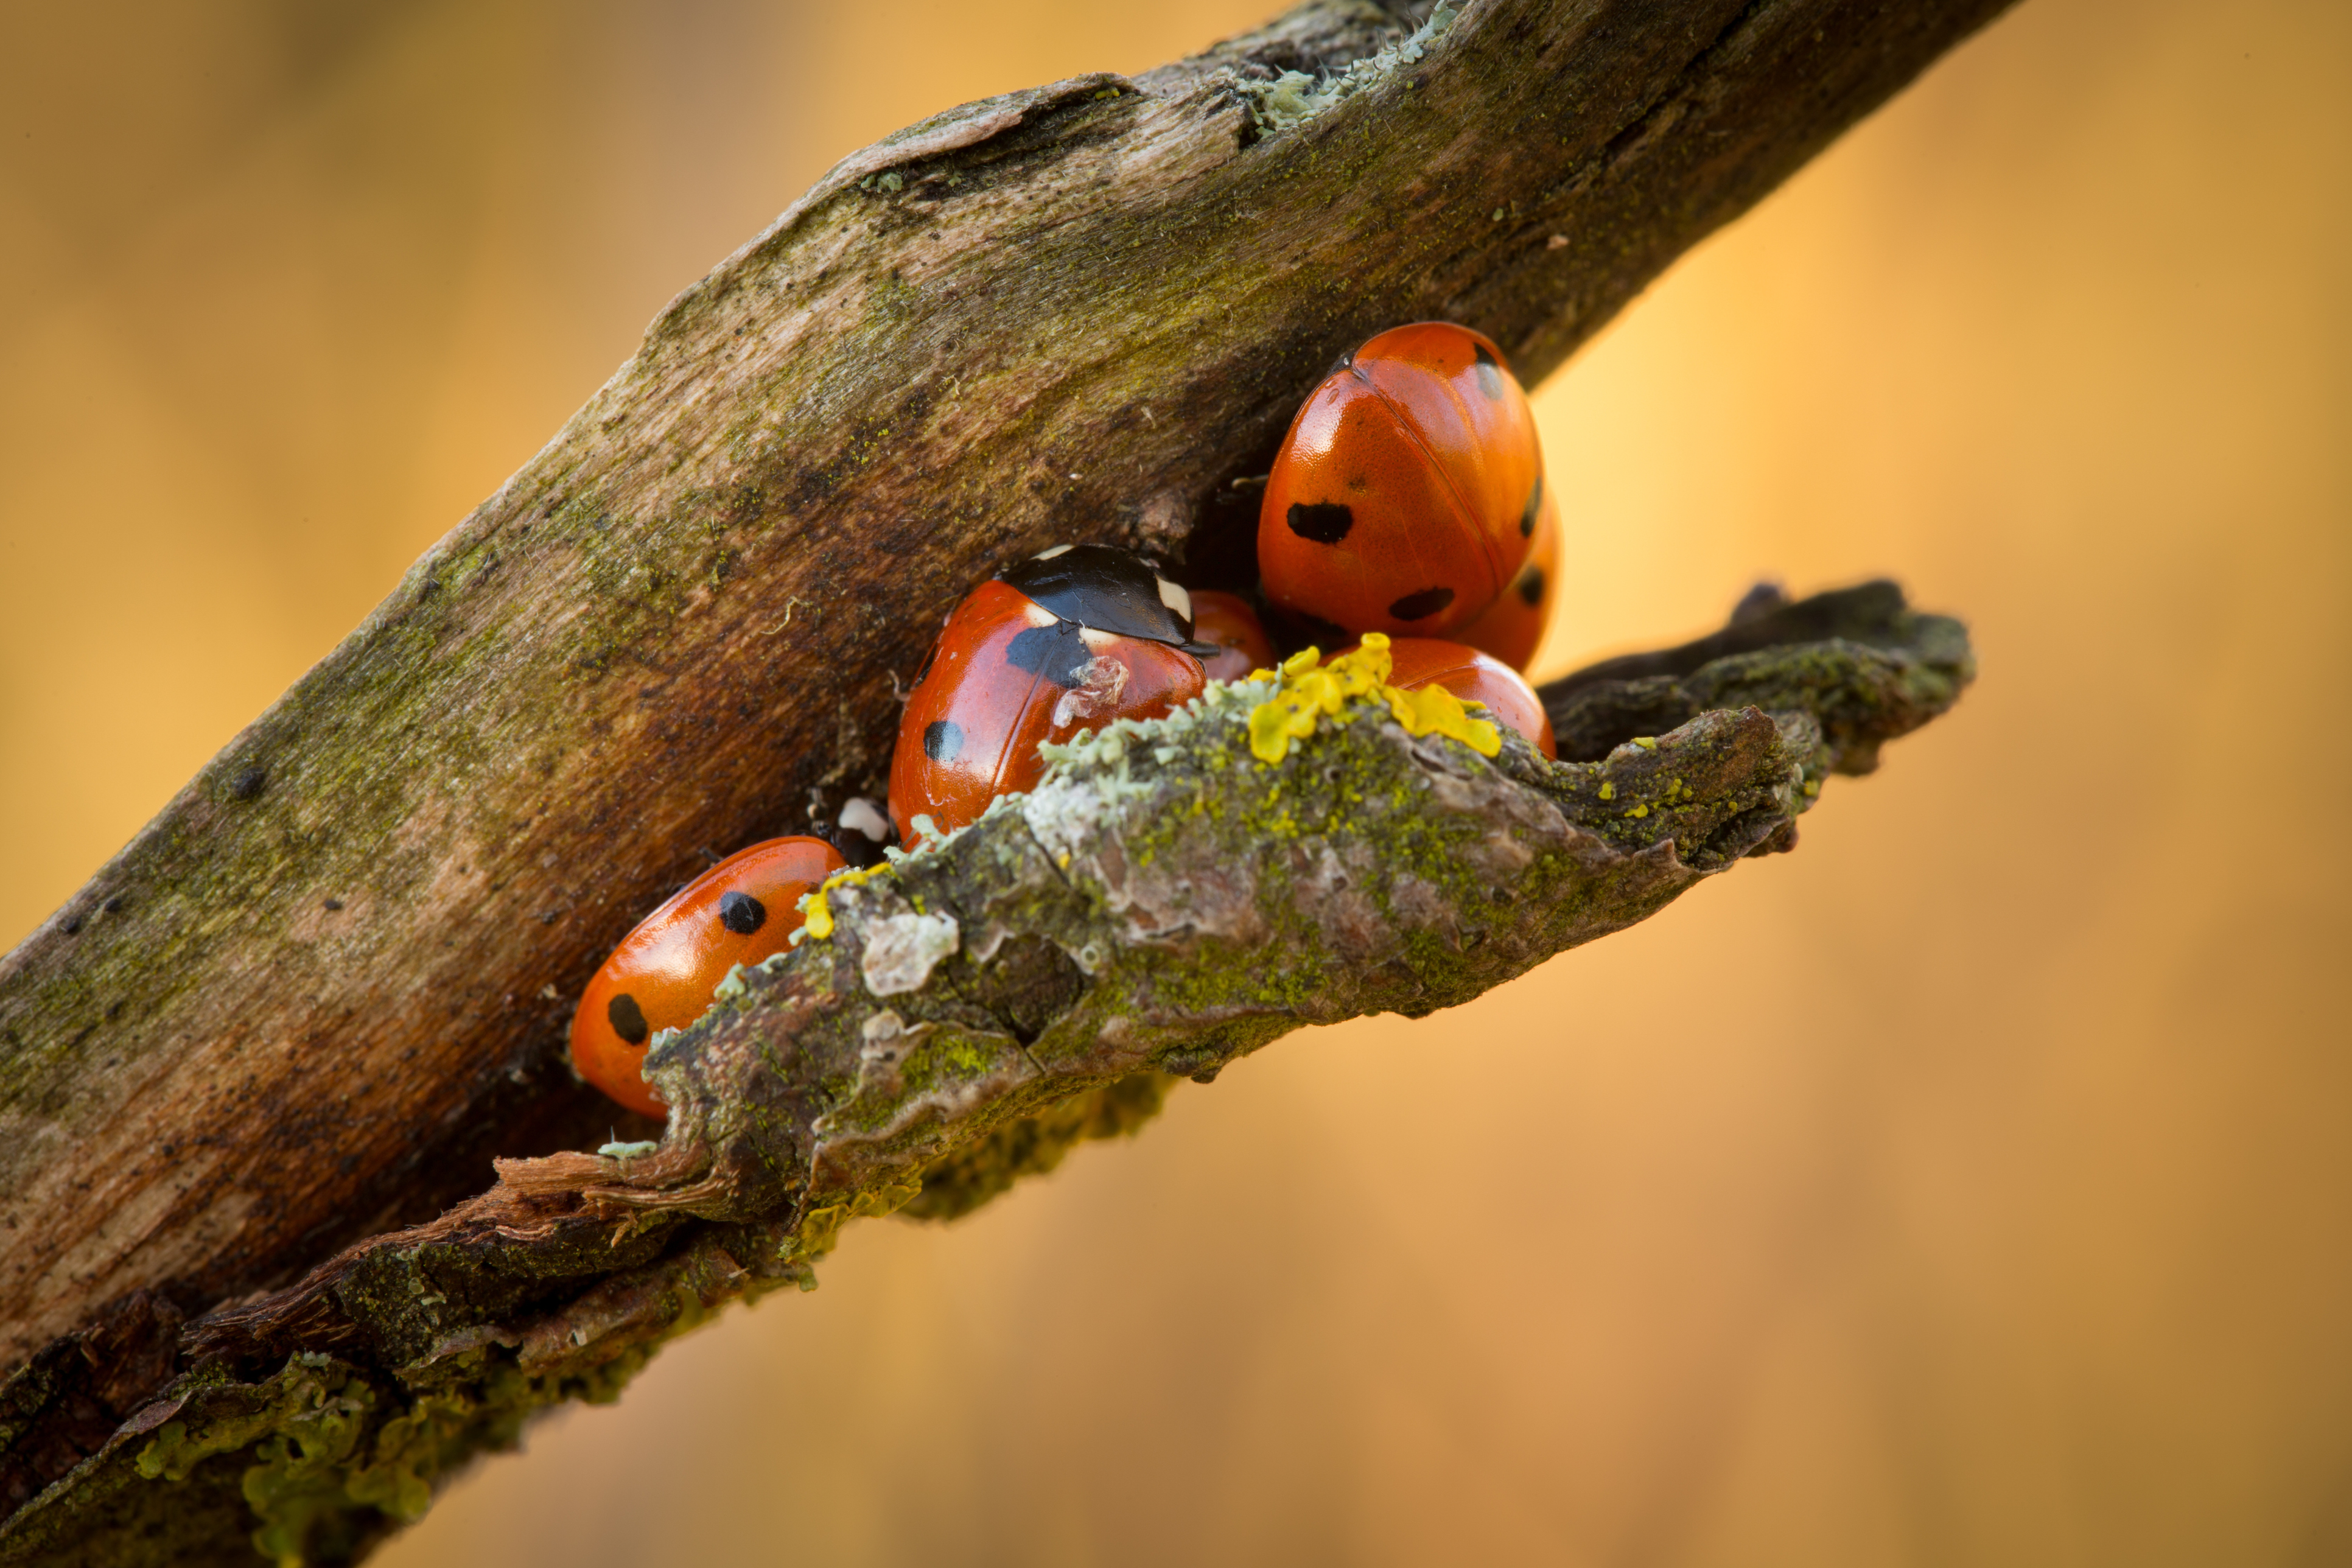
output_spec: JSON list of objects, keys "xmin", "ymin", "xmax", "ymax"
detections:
[
  {"xmin": 1258, "ymin": 322, "xmax": 1544, "ymax": 639},
  {"xmin": 1457, "ymin": 477, "xmax": 1559, "ymax": 672},
  {"xmin": 1186, "ymin": 590, "xmax": 1278, "ymax": 682},
  {"xmin": 571, "ymin": 835, "xmax": 846, "ymax": 1116},
  {"xmin": 889, "ymin": 544, "xmax": 1213, "ymax": 844},
  {"xmin": 1381, "ymin": 637, "xmax": 1557, "ymax": 759}
]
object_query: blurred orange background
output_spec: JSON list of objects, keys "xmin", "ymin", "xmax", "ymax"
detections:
[{"xmin": 5, "ymin": 0, "xmax": 2349, "ymax": 1563}]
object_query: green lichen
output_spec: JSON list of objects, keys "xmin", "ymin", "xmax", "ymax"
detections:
[
  {"xmin": 4, "ymin": 592, "xmax": 1965, "ymax": 1567},
  {"xmin": 900, "ymin": 1073, "xmax": 1171, "ymax": 1221},
  {"xmin": 1238, "ymin": 7, "xmax": 1461, "ymax": 136},
  {"xmin": 125, "ymin": 1353, "xmax": 620, "ymax": 1567}
]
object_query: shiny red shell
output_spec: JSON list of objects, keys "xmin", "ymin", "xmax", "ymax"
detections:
[
  {"xmin": 1186, "ymin": 590, "xmax": 1278, "ymax": 682},
  {"xmin": 571, "ymin": 836, "xmax": 845, "ymax": 1118},
  {"xmin": 1457, "ymin": 478, "xmax": 1559, "ymax": 672},
  {"xmin": 1258, "ymin": 322, "xmax": 1544, "ymax": 639},
  {"xmin": 1383, "ymin": 637, "xmax": 1556, "ymax": 759},
  {"xmin": 891, "ymin": 579, "xmax": 1205, "ymax": 844}
]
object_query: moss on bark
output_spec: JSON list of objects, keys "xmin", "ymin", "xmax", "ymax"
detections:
[{"xmin": 0, "ymin": 583, "xmax": 1970, "ymax": 1565}]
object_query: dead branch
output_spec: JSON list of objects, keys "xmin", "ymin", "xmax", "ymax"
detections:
[{"xmin": 0, "ymin": 0, "xmax": 2004, "ymax": 1559}]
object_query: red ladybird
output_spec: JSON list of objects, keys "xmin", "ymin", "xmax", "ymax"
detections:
[
  {"xmin": 1258, "ymin": 322, "xmax": 1544, "ymax": 640},
  {"xmin": 891, "ymin": 544, "xmax": 1214, "ymax": 844},
  {"xmin": 572, "ymin": 836, "xmax": 846, "ymax": 1117},
  {"xmin": 1382, "ymin": 637, "xmax": 1558, "ymax": 759},
  {"xmin": 1457, "ymin": 478, "xmax": 1559, "ymax": 672},
  {"xmin": 1186, "ymin": 590, "xmax": 1278, "ymax": 682}
]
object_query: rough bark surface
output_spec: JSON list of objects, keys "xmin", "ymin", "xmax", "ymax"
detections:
[
  {"xmin": 0, "ymin": 0, "xmax": 2008, "ymax": 1558},
  {"xmin": 1, "ymin": 584, "xmax": 1972, "ymax": 1566}
]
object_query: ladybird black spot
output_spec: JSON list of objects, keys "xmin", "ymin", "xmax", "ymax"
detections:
[
  {"xmin": 607, "ymin": 993, "xmax": 651, "ymax": 1047},
  {"xmin": 1287, "ymin": 502, "xmax": 1354, "ymax": 544},
  {"xmin": 1474, "ymin": 345, "xmax": 1505, "ymax": 401},
  {"xmin": 1520, "ymin": 474, "xmax": 1542, "ymax": 537},
  {"xmin": 719, "ymin": 890, "xmax": 766, "ymax": 936},
  {"xmin": 1004, "ymin": 621, "xmax": 1093, "ymax": 688},
  {"xmin": 1516, "ymin": 564, "xmax": 1546, "ymax": 607},
  {"xmin": 1389, "ymin": 587, "xmax": 1455, "ymax": 622},
  {"xmin": 923, "ymin": 719, "xmax": 964, "ymax": 761}
]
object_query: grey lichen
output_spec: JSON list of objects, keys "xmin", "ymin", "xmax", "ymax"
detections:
[
  {"xmin": 1238, "ymin": 2, "xmax": 1461, "ymax": 135},
  {"xmin": 858, "ymin": 912, "xmax": 962, "ymax": 996},
  {"xmin": 643, "ymin": 581, "xmax": 1968, "ymax": 1250},
  {"xmin": 0, "ymin": 583, "xmax": 1969, "ymax": 1567}
]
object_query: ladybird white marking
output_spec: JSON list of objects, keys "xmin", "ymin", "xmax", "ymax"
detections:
[
  {"xmin": 1157, "ymin": 576, "xmax": 1192, "ymax": 623},
  {"xmin": 1032, "ymin": 544, "xmax": 1073, "ymax": 559},
  {"xmin": 838, "ymin": 797, "xmax": 890, "ymax": 842}
]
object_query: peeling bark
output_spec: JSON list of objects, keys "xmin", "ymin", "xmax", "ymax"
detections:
[{"xmin": 0, "ymin": 583, "xmax": 1970, "ymax": 1565}]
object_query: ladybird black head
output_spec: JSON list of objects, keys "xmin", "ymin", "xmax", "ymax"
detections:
[
  {"xmin": 719, "ymin": 890, "xmax": 766, "ymax": 936},
  {"xmin": 997, "ymin": 544, "xmax": 1217, "ymax": 654},
  {"xmin": 608, "ymin": 992, "xmax": 651, "ymax": 1046},
  {"xmin": 833, "ymin": 797, "xmax": 894, "ymax": 869},
  {"xmin": 1520, "ymin": 474, "xmax": 1542, "ymax": 537},
  {"xmin": 1474, "ymin": 343, "xmax": 1505, "ymax": 401},
  {"xmin": 1390, "ymin": 586, "xmax": 1456, "ymax": 622},
  {"xmin": 1287, "ymin": 502, "xmax": 1354, "ymax": 544}
]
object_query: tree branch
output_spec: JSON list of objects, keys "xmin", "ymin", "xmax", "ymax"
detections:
[
  {"xmin": 3, "ymin": 583, "xmax": 1970, "ymax": 1566},
  {"xmin": 0, "ymin": 0, "xmax": 2005, "ymax": 1559}
]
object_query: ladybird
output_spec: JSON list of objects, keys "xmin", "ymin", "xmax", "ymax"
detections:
[
  {"xmin": 1382, "ymin": 637, "xmax": 1557, "ymax": 758},
  {"xmin": 1457, "ymin": 476, "xmax": 1559, "ymax": 671},
  {"xmin": 571, "ymin": 835, "xmax": 846, "ymax": 1116},
  {"xmin": 1258, "ymin": 322, "xmax": 1544, "ymax": 639},
  {"xmin": 829, "ymin": 795, "xmax": 895, "ymax": 869},
  {"xmin": 1186, "ymin": 589, "xmax": 1278, "ymax": 682},
  {"xmin": 891, "ymin": 544, "xmax": 1214, "ymax": 844}
]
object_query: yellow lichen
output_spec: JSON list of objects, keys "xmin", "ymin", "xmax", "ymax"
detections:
[
  {"xmin": 1244, "ymin": 633, "xmax": 1497, "ymax": 762},
  {"xmin": 1321, "ymin": 635, "xmax": 1393, "ymax": 699},
  {"xmin": 1248, "ymin": 687, "xmax": 1323, "ymax": 761},
  {"xmin": 1383, "ymin": 681, "xmax": 1502, "ymax": 757},
  {"xmin": 796, "ymin": 859, "xmax": 894, "ymax": 944}
]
